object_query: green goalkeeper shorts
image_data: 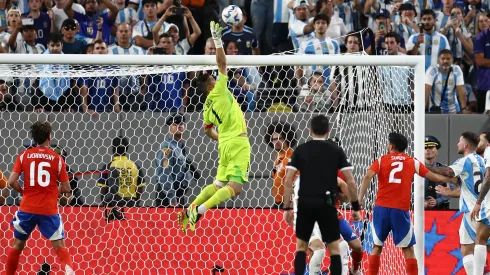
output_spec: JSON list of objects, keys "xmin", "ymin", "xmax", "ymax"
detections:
[{"xmin": 216, "ymin": 136, "xmax": 251, "ymax": 184}]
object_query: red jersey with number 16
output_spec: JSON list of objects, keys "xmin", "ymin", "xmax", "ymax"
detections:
[
  {"xmin": 12, "ymin": 146, "xmax": 69, "ymax": 215},
  {"xmin": 369, "ymin": 153, "xmax": 429, "ymax": 211}
]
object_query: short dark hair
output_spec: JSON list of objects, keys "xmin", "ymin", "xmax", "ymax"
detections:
[
  {"xmin": 92, "ymin": 39, "xmax": 106, "ymax": 46},
  {"xmin": 313, "ymin": 13, "xmax": 330, "ymax": 25},
  {"xmin": 159, "ymin": 32, "xmax": 173, "ymax": 40},
  {"xmin": 481, "ymin": 132, "xmax": 490, "ymax": 143},
  {"xmin": 345, "ymin": 31, "xmax": 361, "ymax": 45},
  {"xmin": 438, "ymin": 49, "xmax": 453, "ymax": 57},
  {"xmin": 310, "ymin": 115, "xmax": 330, "ymax": 136},
  {"xmin": 47, "ymin": 32, "xmax": 63, "ymax": 44},
  {"xmin": 388, "ymin": 132, "xmax": 408, "ymax": 152},
  {"xmin": 420, "ymin": 9, "xmax": 436, "ymax": 19},
  {"xmin": 31, "ymin": 121, "xmax": 52, "ymax": 145},
  {"xmin": 385, "ymin": 32, "xmax": 400, "ymax": 44},
  {"xmin": 196, "ymin": 73, "xmax": 213, "ymax": 94},
  {"xmin": 112, "ymin": 136, "xmax": 129, "ymax": 155},
  {"xmin": 462, "ymin": 132, "xmax": 480, "ymax": 149},
  {"xmin": 264, "ymin": 121, "xmax": 298, "ymax": 149}
]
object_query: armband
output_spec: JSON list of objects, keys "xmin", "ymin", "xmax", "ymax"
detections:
[
  {"xmin": 283, "ymin": 207, "xmax": 292, "ymax": 211},
  {"xmin": 351, "ymin": 200, "xmax": 360, "ymax": 211}
]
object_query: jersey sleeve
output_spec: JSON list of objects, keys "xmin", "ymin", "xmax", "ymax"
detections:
[
  {"xmin": 12, "ymin": 152, "xmax": 24, "ymax": 174},
  {"xmin": 338, "ymin": 148, "xmax": 353, "ymax": 171},
  {"xmin": 405, "ymin": 34, "xmax": 417, "ymax": 51},
  {"xmin": 369, "ymin": 158, "xmax": 381, "ymax": 174},
  {"xmin": 425, "ymin": 66, "xmax": 437, "ymax": 85},
  {"xmin": 289, "ymin": 19, "xmax": 306, "ymax": 37},
  {"xmin": 414, "ymin": 158, "xmax": 429, "ymax": 177},
  {"xmin": 58, "ymin": 156, "xmax": 69, "ymax": 182},
  {"xmin": 454, "ymin": 66, "xmax": 464, "ymax": 86},
  {"xmin": 449, "ymin": 158, "xmax": 465, "ymax": 177},
  {"xmin": 286, "ymin": 148, "xmax": 300, "ymax": 171}
]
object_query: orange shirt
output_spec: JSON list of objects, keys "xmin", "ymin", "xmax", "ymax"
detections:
[
  {"xmin": 12, "ymin": 146, "xmax": 69, "ymax": 215},
  {"xmin": 272, "ymin": 147, "xmax": 295, "ymax": 204},
  {"xmin": 369, "ymin": 152, "xmax": 429, "ymax": 211}
]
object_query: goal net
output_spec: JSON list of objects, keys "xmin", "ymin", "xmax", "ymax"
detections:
[{"xmin": 0, "ymin": 54, "xmax": 425, "ymax": 275}]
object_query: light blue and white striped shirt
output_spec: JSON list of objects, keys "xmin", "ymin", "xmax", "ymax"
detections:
[
  {"xmin": 450, "ymin": 154, "xmax": 485, "ymax": 213},
  {"xmin": 333, "ymin": 2, "xmax": 354, "ymax": 33},
  {"xmin": 288, "ymin": 10, "xmax": 314, "ymax": 50},
  {"xmin": 435, "ymin": 11, "xmax": 449, "ymax": 32},
  {"xmin": 274, "ymin": 0, "xmax": 289, "ymax": 23},
  {"xmin": 298, "ymin": 37, "xmax": 339, "ymax": 83},
  {"xmin": 114, "ymin": 7, "xmax": 138, "ymax": 25},
  {"xmin": 425, "ymin": 64, "xmax": 465, "ymax": 114},
  {"xmin": 406, "ymin": 31, "xmax": 450, "ymax": 70},
  {"xmin": 108, "ymin": 44, "xmax": 145, "ymax": 95},
  {"xmin": 132, "ymin": 20, "xmax": 167, "ymax": 40}
]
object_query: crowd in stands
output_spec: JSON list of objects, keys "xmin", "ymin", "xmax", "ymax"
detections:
[{"xmin": 0, "ymin": 0, "xmax": 488, "ymax": 113}]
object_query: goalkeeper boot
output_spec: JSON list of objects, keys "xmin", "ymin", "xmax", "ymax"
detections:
[
  {"xmin": 187, "ymin": 204, "xmax": 202, "ymax": 232},
  {"xmin": 177, "ymin": 209, "xmax": 190, "ymax": 233}
]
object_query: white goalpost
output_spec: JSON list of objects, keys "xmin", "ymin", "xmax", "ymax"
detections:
[{"xmin": 0, "ymin": 54, "xmax": 425, "ymax": 274}]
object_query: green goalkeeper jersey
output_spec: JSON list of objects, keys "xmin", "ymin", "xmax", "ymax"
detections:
[{"xmin": 203, "ymin": 72, "xmax": 248, "ymax": 143}]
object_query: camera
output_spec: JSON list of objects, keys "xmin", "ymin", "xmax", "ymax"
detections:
[
  {"xmin": 378, "ymin": 21, "xmax": 386, "ymax": 31},
  {"xmin": 153, "ymin": 47, "xmax": 167, "ymax": 55},
  {"xmin": 418, "ymin": 23, "xmax": 424, "ymax": 29},
  {"xmin": 469, "ymin": 5, "xmax": 476, "ymax": 10},
  {"xmin": 173, "ymin": 0, "xmax": 185, "ymax": 15},
  {"xmin": 450, "ymin": 12, "xmax": 457, "ymax": 20}
]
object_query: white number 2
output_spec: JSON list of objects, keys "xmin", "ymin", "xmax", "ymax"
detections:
[
  {"xmin": 389, "ymin": 161, "xmax": 403, "ymax": 184},
  {"xmin": 29, "ymin": 161, "xmax": 51, "ymax": 187}
]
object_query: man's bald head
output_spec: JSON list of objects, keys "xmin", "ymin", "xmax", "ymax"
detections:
[
  {"xmin": 204, "ymin": 37, "xmax": 216, "ymax": 55},
  {"xmin": 116, "ymin": 23, "xmax": 132, "ymax": 46}
]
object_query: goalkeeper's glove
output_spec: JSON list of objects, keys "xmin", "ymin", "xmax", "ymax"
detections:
[{"xmin": 210, "ymin": 21, "xmax": 223, "ymax": 49}]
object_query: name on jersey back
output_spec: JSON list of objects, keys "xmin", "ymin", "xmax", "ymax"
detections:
[
  {"xmin": 27, "ymin": 153, "xmax": 55, "ymax": 161},
  {"xmin": 391, "ymin": 155, "xmax": 406, "ymax": 161}
]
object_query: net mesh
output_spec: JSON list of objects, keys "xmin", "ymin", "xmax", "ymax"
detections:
[{"xmin": 0, "ymin": 53, "xmax": 416, "ymax": 274}]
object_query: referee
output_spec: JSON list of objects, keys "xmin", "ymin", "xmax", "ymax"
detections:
[{"xmin": 283, "ymin": 115, "xmax": 361, "ymax": 275}]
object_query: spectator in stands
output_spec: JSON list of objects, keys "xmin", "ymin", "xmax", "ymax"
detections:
[
  {"xmin": 440, "ymin": 6, "xmax": 473, "ymax": 65},
  {"xmin": 332, "ymin": 0, "xmax": 358, "ymax": 33},
  {"xmin": 145, "ymin": 33, "xmax": 185, "ymax": 111},
  {"xmin": 393, "ymin": 3, "xmax": 420, "ymax": 44},
  {"xmin": 330, "ymin": 32, "xmax": 371, "ymax": 111},
  {"xmin": 0, "ymin": 8, "xmax": 23, "ymax": 52},
  {"xmin": 250, "ymin": 0, "xmax": 273, "ymax": 55},
  {"xmin": 0, "ymin": 79, "xmax": 15, "ymax": 111},
  {"xmin": 474, "ymin": 13, "xmax": 490, "ymax": 113},
  {"xmin": 424, "ymin": 135, "xmax": 453, "ymax": 209},
  {"xmin": 380, "ymin": 32, "xmax": 413, "ymax": 113},
  {"xmin": 407, "ymin": 9, "xmax": 450, "ymax": 70},
  {"xmin": 475, "ymin": 12, "xmax": 489, "ymax": 37},
  {"xmin": 155, "ymin": 113, "xmax": 198, "ymax": 207},
  {"xmin": 61, "ymin": 18, "xmax": 86, "ymax": 54},
  {"xmin": 0, "ymin": 0, "xmax": 12, "ymax": 33},
  {"xmin": 297, "ymin": 71, "xmax": 332, "ymax": 112},
  {"xmin": 296, "ymin": 13, "xmax": 339, "ymax": 88},
  {"xmin": 316, "ymin": 0, "xmax": 348, "ymax": 44},
  {"xmin": 33, "ymin": 32, "xmax": 73, "ymax": 112},
  {"xmin": 222, "ymin": 9, "xmax": 259, "ymax": 55},
  {"xmin": 21, "ymin": 0, "xmax": 54, "ymax": 47},
  {"xmin": 133, "ymin": 0, "xmax": 166, "ymax": 50},
  {"xmin": 435, "ymin": 0, "xmax": 455, "ymax": 31},
  {"xmin": 113, "ymin": 0, "xmax": 138, "ymax": 27},
  {"xmin": 79, "ymin": 39, "xmax": 121, "ymax": 115},
  {"xmin": 425, "ymin": 49, "xmax": 470, "ymax": 114},
  {"xmin": 51, "ymin": 0, "xmax": 85, "ymax": 31},
  {"xmin": 464, "ymin": 0, "xmax": 484, "ymax": 34},
  {"xmin": 6, "ymin": 17, "xmax": 45, "ymax": 53},
  {"xmin": 265, "ymin": 121, "xmax": 297, "ymax": 208},
  {"xmin": 374, "ymin": 9, "xmax": 406, "ymax": 55},
  {"xmin": 108, "ymin": 23, "xmax": 145, "ymax": 111},
  {"xmin": 363, "ymin": 0, "xmax": 394, "ymax": 32},
  {"xmin": 64, "ymin": 0, "xmax": 118, "ymax": 44},
  {"xmin": 288, "ymin": 0, "xmax": 315, "ymax": 50},
  {"xmin": 98, "ymin": 136, "xmax": 146, "ymax": 220},
  {"xmin": 152, "ymin": 6, "xmax": 201, "ymax": 55},
  {"xmin": 85, "ymin": 42, "xmax": 94, "ymax": 54}
]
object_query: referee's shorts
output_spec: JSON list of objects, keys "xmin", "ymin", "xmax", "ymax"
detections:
[{"xmin": 295, "ymin": 197, "xmax": 340, "ymax": 244}]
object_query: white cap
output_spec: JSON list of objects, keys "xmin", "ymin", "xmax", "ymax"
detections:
[
  {"xmin": 7, "ymin": 8, "xmax": 21, "ymax": 15},
  {"xmin": 129, "ymin": 0, "xmax": 139, "ymax": 5},
  {"xmin": 293, "ymin": 0, "xmax": 308, "ymax": 9},
  {"xmin": 164, "ymin": 23, "xmax": 179, "ymax": 33}
]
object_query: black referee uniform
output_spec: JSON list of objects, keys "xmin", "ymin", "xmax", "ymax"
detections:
[{"xmin": 286, "ymin": 139, "xmax": 353, "ymax": 245}]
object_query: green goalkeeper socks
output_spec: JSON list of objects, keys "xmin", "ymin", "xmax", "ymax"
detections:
[
  {"xmin": 192, "ymin": 184, "xmax": 218, "ymax": 206},
  {"xmin": 203, "ymin": 186, "xmax": 235, "ymax": 210}
]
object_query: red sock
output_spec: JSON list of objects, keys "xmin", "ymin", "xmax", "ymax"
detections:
[
  {"xmin": 368, "ymin": 255, "xmax": 380, "ymax": 275},
  {"xmin": 484, "ymin": 253, "xmax": 490, "ymax": 273},
  {"xmin": 55, "ymin": 247, "xmax": 74, "ymax": 272},
  {"xmin": 405, "ymin": 258, "xmax": 418, "ymax": 275},
  {"xmin": 6, "ymin": 247, "xmax": 22, "ymax": 275},
  {"xmin": 351, "ymin": 250, "xmax": 363, "ymax": 270}
]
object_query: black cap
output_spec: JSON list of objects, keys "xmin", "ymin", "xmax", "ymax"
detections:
[
  {"xmin": 399, "ymin": 2, "xmax": 416, "ymax": 12},
  {"xmin": 142, "ymin": 0, "xmax": 158, "ymax": 5},
  {"xmin": 61, "ymin": 18, "xmax": 78, "ymax": 29},
  {"xmin": 166, "ymin": 113, "xmax": 185, "ymax": 126},
  {"xmin": 375, "ymin": 9, "xmax": 390, "ymax": 19},
  {"xmin": 425, "ymin": 135, "xmax": 441, "ymax": 149}
]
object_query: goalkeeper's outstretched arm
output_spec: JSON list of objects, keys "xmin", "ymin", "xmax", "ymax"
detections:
[{"xmin": 210, "ymin": 21, "xmax": 227, "ymax": 75}]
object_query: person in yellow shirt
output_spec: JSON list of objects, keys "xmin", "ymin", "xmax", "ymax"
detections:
[{"xmin": 264, "ymin": 121, "xmax": 298, "ymax": 207}]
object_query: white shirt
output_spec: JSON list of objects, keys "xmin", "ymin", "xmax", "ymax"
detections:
[
  {"xmin": 53, "ymin": 3, "xmax": 86, "ymax": 31},
  {"xmin": 175, "ymin": 38, "xmax": 191, "ymax": 55},
  {"xmin": 325, "ymin": 14, "xmax": 348, "ymax": 44},
  {"xmin": 333, "ymin": 2, "xmax": 355, "ymax": 33},
  {"xmin": 425, "ymin": 64, "xmax": 465, "ymax": 113},
  {"xmin": 450, "ymin": 154, "xmax": 485, "ymax": 213}
]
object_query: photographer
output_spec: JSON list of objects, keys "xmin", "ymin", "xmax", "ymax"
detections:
[
  {"xmin": 374, "ymin": 9, "xmax": 406, "ymax": 55},
  {"xmin": 440, "ymin": 6, "xmax": 473, "ymax": 65}
]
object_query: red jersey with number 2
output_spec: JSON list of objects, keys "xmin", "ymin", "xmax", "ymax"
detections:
[
  {"xmin": 369, "ymin": 153, "xmax": 429, "ymax": 211},
  {"xmin": 12, "ymin": 146, "xmax": 69, "ymax": 215}
]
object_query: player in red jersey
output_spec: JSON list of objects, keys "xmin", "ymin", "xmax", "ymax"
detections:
[
  {"xmin": 5, "ymin": 121, "xmax": 75, "ymax": 275},
  {"xmin": 358, "ymin": 133, "xmax": 451, "ymax": 275}
]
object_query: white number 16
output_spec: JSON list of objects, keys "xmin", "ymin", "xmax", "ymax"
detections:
[
  {"xmin": 389, "ymin": 161, "xmax": 403, "ymax": 184},
  {"xmin": 29, "ymin": 161, "xmax": 51, "ymax": 187}
]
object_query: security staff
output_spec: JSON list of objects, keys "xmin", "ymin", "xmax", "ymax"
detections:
[
  {"xmin": 155, "ymin": 113, "xmax": 200, "ymax": 207},
  {"xmin": 424, "ymin": 135, "xmax": 452, "ymax": 209}
]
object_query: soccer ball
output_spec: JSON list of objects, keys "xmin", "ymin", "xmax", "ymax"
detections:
[{"xmin": 221, "ymin": 5, "xmax": 243, "ymax": 25}]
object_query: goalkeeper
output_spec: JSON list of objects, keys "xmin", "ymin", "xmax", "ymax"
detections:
[{"xmin": 178, "ymin": 22, "xmax": 251, "ymax": 232}]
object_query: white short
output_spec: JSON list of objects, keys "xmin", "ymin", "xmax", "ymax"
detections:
[{"xmin": 459, "ymin": 212, "xmax": 477, "ymax": 245}]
